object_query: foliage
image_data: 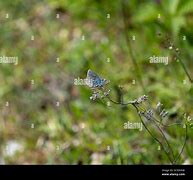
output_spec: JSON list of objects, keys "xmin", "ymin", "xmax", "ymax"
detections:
[{"xmin": 0, "ymin": 0, "xmax": 193, "ymax": 164}]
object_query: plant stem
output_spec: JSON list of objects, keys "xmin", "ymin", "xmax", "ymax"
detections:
[
  {"xmin": 132, "ymin": 104, "xmax": 174, "ymax": 164},
  {"xmin": 175, "ymin": 52, "xmax": 193, "ymax": 83},
  {"xmin": 173, "ymin": 124, "xmax": 188, "ymax": 164},
  {"xmin": 151, "ymin": 118, "xmax": 175, "ymax": 161},
  {"xmin": 107, "ymin": 95, "xmax": 135, "ymax": 105}
]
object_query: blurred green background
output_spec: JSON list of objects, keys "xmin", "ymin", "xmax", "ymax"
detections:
[{"xmin": 0, "ymin": 0, "xmax": 193, "ymax": 164}]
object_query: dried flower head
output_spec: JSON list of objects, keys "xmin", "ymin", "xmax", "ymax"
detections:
[
  {"xmin": 134, "ymin": 95, "xmax": 148, "ymax": 104},
  {"xmin": 139, "ymin": 109, "xmax": 154, "ymax": 121}
]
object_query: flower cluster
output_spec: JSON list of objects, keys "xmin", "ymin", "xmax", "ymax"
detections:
[
  {"xmin": 156, "ymin": 102, "xmax": 168, "ymax": 119},
  {"xmin": 139, "ymin": 109, "xmax": 154, "ymax": 121},
  {"xmin": 90, "ymin": 89, "xmax": 111, "ymax": 101},
  {"xmin": 134, "ymin": 95, "xmax": 148, "ymax": 105}
]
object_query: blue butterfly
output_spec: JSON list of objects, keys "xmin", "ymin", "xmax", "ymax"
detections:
[{"xmin": 86, "ymin": 69, "xmax": 109, "ymax": 89}]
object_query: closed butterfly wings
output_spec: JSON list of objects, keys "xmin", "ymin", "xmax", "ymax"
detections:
[{"xmin": 86, "ymin": 69, "xmax": 109, "ymax": 89}]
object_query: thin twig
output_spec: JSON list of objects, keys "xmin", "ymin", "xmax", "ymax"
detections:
[
  {"xmin": 151, "ymin": 118, "xmax": 175, "ymax": 161},
  {"xmin": 173, "ymin": 124, "xmax": 188, "ymax": 164},
  {"xmin": 106, "ymin": 95, "xmax": 135, "ymax": 105},
  {"xmin": 132, "ymin": 104, "xmax": 174, "ymax": 164},
  {"xmin": 175, "ymin": 52, "xmax": 193, "ymax": 83}
]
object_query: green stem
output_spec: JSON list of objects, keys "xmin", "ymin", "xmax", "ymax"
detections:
[
  {"xmin": 132, "ymin": 104, "xmax": 174, "ymax": 164},
  {"xmin": 151, "ymin": 118, "xmax": 175, "ymax": 162},
  {"xmin": 173, "ymin": 124, "xmax": 188, "ymax": 164},
  {"xmin": 175, "ymin": 52, "xmax": 193, "ymax": 83}
]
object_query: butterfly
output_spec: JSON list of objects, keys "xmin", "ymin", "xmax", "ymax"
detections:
[{"xmin": 86, "ymin": 69, "xmax": 109, "ymax": 89}]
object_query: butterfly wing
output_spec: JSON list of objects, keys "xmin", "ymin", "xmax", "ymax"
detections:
[
  {"xmin": 86, "ymin": 69, "xmax": 109, "ymax": 89},
  {"xmin": 87, "ymin": 69, "xmax": 98, "ymax": 80},
  {"xmin": 86, "ymin": 69, "xmax": 102, "ymax": 88}
]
